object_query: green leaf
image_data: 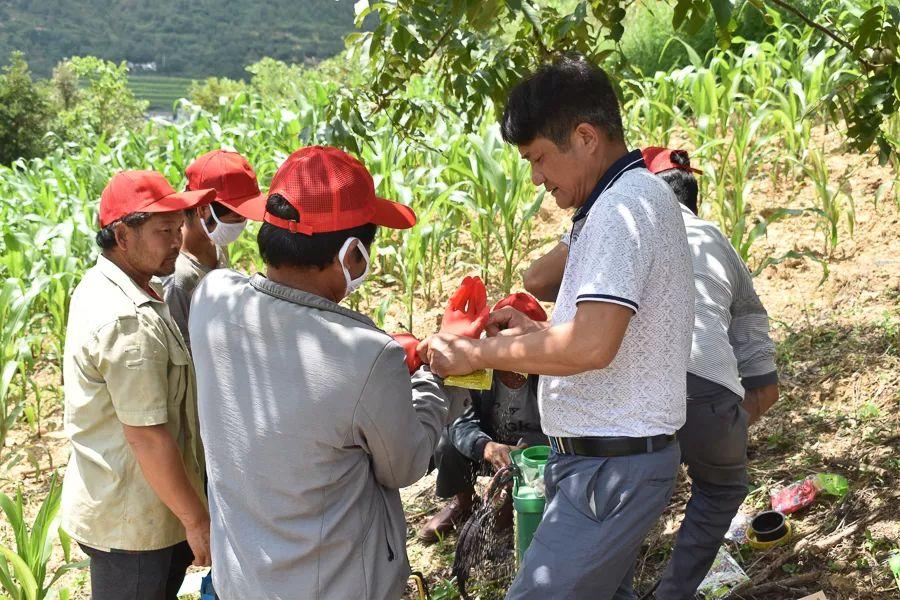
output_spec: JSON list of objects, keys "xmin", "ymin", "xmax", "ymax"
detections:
[
  {"xmin": 0, "ymin": 545, "xmax": 38, "ymax": 600},
  {"xmin": 46, "ymin": 560, "xmax": 89, "ymax": 593},
  {"xmin": 710, "ymin": 0, "xmax": 733, "ymax": 31}
]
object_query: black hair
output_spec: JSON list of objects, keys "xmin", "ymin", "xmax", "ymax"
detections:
[
  {"xmin": 501, "ymin": 55, "xmax": 624, "ymax": 148},
  {"xmin": 656, "ymin": 150, "xmax": 699, "ymax": 214},
  {"xmin": 257, "ymin": 194, "xmax": 377, "ymax": 270},
  {"xmin": 95, "ymin": 212, "xmax": 152, "ymax": 249}
]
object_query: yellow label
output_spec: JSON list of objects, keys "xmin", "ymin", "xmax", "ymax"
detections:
[{"xmin": 445, "ymin": 369, "xmax": 494, "ymax": 390}]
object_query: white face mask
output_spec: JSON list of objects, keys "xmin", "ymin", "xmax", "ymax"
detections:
[
  {"xmin": 201, "ymin": 205, "xmax": 247, "ymax": 246},
  {"xmin": 338, "ymin": 236, "xmax": 370, "ymax": 296}
]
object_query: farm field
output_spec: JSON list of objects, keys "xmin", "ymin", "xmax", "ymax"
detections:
[
  {"xmin": 0, "ymin": 1, "xmax": 898, "ymax": 599},
  {"xmin": 128, "ymin": 74, "xmax": 194, "ymax": 111}
]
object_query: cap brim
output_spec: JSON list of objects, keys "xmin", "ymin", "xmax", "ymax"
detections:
[
  {"xmin": 217, "ymin": 191, "xmax": 267, "ymax": 221},
  {"xmin": 371, "ymin": 197, "xmax": 417, "ymax": 230},
  {"xmin": 144, "ymin": 188, "xmax": 217, "ymax": 213}
]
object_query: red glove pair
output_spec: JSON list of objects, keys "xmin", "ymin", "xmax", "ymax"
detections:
[
  {"xmin": 393, "ymin": 278, "xmax": 544, "ymax": 374},
  {"xmin": 390, "ymin": 276, "xmax": 489, "ymax": 374}
]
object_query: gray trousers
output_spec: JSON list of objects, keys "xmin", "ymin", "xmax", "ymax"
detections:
[
  {"xmin": 505, "ymin": 440, "xmax": 680, "ymax": 600},
  {"xmin": 656, "ymin": 375, "xmax": 749, "ymax": 599}
]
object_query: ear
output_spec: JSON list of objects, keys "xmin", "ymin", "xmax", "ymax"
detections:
[
  {"xmin": 573, "ymin": 122, "xmax": 601, "ymax": 154},
  {"xmin": 113, "ymin": 221, "xmax": 130, "ymax": 250}
]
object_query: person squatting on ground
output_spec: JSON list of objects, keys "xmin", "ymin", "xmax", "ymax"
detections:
[
  {"xmin": 419, "ymin": 56, "xmax": 695, "ymax": 599},
  {"xmin": 61, "ymin": 171, "xmax": 215, "ymax": 600},
  {"xmin": 188, "ymin": 146, "xmax": 463, "ymax": 600},
  {"xmin": 524, "ymin": 147, "xmax": 780, "ymax": 599},
  {"xmin": 162, "ymin": 149, "xmax": 264, "ymax": 350},
  {"xmin": 419, "ymin": 292, "xmax": 550, "ymax": 544}
]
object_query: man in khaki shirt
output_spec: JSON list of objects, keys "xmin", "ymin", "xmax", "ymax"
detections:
[{"xmin": 62, "ymin": 170, "xmax": 215, "ymax": 600}]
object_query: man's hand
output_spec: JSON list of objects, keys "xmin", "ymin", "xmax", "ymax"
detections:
[
  {"xmin": 184, "ymin": 514, "xmax": 211, "ymax": 566},
  {"xmin": 485, "ymin": 306, "xmax": 545, "ymax": 338},
  {"xmin": 417, "ymin": 333, "xmax": 478, "ymax": 377},
  {"xmin": 122, "ymin": 424, "xmax": 211, "ymax": 566},
  {"xmin": 742, "ymin": 383, "xmax": 779, "ymax": 425},
  {"xmin": 483, "ymin": 441, "xmax": 516, "ymax": 471}
]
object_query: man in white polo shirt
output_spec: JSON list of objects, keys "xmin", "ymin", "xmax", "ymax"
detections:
[{"xmin": 420, "ymin": 57, "xmax": 694, "ymax": 599}]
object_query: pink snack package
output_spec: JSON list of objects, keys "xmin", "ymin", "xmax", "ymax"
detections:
[{"xmin": 771, "ymin": 476, "xmax": 819, "ymax": 514}]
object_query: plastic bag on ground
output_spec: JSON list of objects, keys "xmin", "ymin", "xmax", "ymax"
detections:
[{"xmin": 697, "ymin": 546, "xmax": 750, "ymax": 599}]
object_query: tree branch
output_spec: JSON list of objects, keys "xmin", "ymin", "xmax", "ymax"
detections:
[
  {"xmin": 763, "ymin": 0, "xmax": 878, "ymax": 70},
  {"xmin": 372, "ymin": 23, "xmax": 456, "ymax": 111}
]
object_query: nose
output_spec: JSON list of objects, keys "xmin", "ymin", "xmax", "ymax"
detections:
[{"xmin": 530, "ymin": 166, "xmax": 545, "ymax": 187}]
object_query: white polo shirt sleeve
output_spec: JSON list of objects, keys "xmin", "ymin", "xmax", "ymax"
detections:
[{"xmin": 573, "ymin": 195, "xmax": 653, "ymax": 314}]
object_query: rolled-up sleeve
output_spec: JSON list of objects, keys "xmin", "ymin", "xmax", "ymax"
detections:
[
  {"xmin": 727, "ymin": 255, "xmax": 777, "ymax": 385},
  {"xmin": 90, "ymin": 316, "xmax": 170, "ymax": 426}
]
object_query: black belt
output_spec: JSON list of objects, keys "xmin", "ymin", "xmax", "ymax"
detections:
[{"xmin": 549, "ymin": 434, "xmax": 675, "ymax": 457}]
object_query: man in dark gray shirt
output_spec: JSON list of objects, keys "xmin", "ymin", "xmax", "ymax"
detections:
[{"xmin": 162, "ymin": 150, "xmax": 264, "ymax": 349}]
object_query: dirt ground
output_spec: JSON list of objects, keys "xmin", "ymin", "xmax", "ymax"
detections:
[{"xmin": 1, "ymin": 128, "xmax": 897, "ymax": 599}]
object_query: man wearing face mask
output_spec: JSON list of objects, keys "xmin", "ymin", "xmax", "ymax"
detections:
[
  {"xmin": 188, "ymin": 146, "xmax": 458, "ymax": 600},
  {"xmin": 162, "ymin": 150, "xmax": 264, "ymax": 350}
]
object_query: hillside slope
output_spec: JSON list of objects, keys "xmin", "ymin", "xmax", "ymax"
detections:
[{"xmin": 0, "ymin": 0, "xmax": 359, "ymax": 78}]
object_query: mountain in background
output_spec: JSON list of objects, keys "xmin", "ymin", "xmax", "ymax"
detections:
[{"xmin": 0, "ymin": 0, "xmax": 360, "ymax": 79}]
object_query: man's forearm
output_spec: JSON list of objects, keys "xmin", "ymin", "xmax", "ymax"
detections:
[
  {"xmin": 473, "ymin": 310, "xmax": 627, "ymax": 376},
  {"xmin": 123, "ymin": 424, "xmax": 207, "ymax": 527}
]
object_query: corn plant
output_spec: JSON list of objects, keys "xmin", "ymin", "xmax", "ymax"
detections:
[
  {"xmin": 0, "ymin": 472, "xmax": 88, "ymax": 600},
  {"xmin": 450, "ymin": 127, "xmax": 545, "ymax": 293},
  {"xmin": 378, "ymin": 180, "xmax": 463, "ymax": 331},
  {"xmin": 801, "ymin": 147, "xmax": 855, "ymax": 256},
  {"xmin": 0, "ymin": 278, "xmax": 44, "ymax": 464}
]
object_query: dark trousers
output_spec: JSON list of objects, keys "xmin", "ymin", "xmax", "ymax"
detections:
[
  {"xmin": 656, "ymin": 375, "xmax": 749, "ymax": 599},
  {"xmin": 434, "ymin": 430, "xmax": 485, "ymax": 499},
  {"xmin": 79, "ymin": 541, "xmax": 194, "ymax": 600}
]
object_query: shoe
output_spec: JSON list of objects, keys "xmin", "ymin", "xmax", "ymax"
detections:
[{"xmin": 418, "ymin": 491, "xmax": 474, "ymax": 543}]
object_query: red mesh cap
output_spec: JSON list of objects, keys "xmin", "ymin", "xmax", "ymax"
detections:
[
  {"xmin": 264, "ymin": 146, "xmax": 417, "ymax": 234},
  {"xmin": 186, "ymin": 150, "xmax": 266, "ymax": 221},
  {"xmin": 100, "ymin": 170, "xmax": 215, "ymax": 227},
  {"xmin": 642, "ymin": 147, "xmax": 702, "ymax": 175}
]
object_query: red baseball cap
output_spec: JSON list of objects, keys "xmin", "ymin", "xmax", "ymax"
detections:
[
  {"xmin": 263, "ymin": 146, "xmax": 417, "ymax": 235},
  {"xmin": 642, "ymin": 147, "xmax": 702, "ymax": 175},
  {"xmin": 185, "ymin": 150, "xmax": 266, "ymax": 221},
  {"xmin": 100, "ymin": 170, "xmax": 216, "ymax": 227},
  {"xmin": 493, "ymin": 292, "xmax": 548, "ymax": 322}
]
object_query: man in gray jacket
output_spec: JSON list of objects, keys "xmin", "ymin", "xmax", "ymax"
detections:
[{"xmin": 189, "ymin": 146, "xmax": 456, "ymax": 600}]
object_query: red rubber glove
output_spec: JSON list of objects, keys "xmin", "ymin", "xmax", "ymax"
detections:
[
  {"xmin": 391, "ymin": 332, "xmax": 424, "ymax": 374},
  {"xmin": 492, "ymin": 292, "xmax": 548, "ymax": 323},
  {"xmin": 440, "ymin": 276, "xmax": 490, "ymax": 339}
]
